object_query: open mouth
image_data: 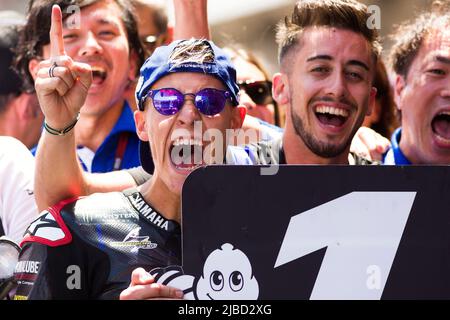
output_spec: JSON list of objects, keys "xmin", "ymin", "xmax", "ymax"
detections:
[
  {"xmin": 91, "ymin": 66, "xmax": 107, "ymax": 85},
  {"xmin": 432, "ymin": 111, "xmax": 450, "ymax": 143},
  {"xmin": 169, "ymin": 137, "xmax": 204, "ymax": 172},
  {"xmin": 314, "ymin": 105, "xmax": 350, "ymax": 128}
]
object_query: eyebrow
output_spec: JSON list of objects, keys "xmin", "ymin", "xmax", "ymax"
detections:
[
  {"xmin": 96, "ymin": 18, "xmax": 120, "ymax": 28},
  {"xmin": 306, "ymin": 55, "xmax": 332, "ymax": 62},
  {"xmin": 63, "ymin": 18, "xmax": 120, "ymax": 29},
  {"xmin": 306, "ymin": 55, "xmax": 369, "ymax": 71},
  {"xmin": 436, "ymin": 55, "xmax": 450, "ymax": 64},
  {"xmin": 347, "ymin": 60, "xmax": 369, "ymax": 71}
]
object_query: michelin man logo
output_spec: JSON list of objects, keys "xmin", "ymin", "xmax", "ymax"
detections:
[{"xmin": 150, "ymin": 243, "xmax": 259, "ymax": 300}]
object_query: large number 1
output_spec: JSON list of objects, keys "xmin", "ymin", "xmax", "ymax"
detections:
[{"xmin": 274, "ymin": 192, "xmax": 416, "ymax": 299}]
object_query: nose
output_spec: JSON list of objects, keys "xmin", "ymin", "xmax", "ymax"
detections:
[
  {"xmin": 326, "ymin": 71, "xmax": 348, "ymax": 99},
  {"xmin": 78, "ymin": 31, "xmax": 103, "ymax": 57},
  {"xmin": 176, "ymin": 96, "xmax": 201, "ymax": 127}
]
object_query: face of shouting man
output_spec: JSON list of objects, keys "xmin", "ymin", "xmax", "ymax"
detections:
[
  {"xmin": 134, "ymin": 39, "xmax": 245, "ymax": 218},
  {"xmin": 136, "ymin": 72, "xmax": 243, "ymax": 196},
  {"xmin": 274, "ymin": 27, "xmax": 376, "ymax": 161},
  {"xmin": 395, "ymin": 28, "xmax": 450, "ymax": 164}
]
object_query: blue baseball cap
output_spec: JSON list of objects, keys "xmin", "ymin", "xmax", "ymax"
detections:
[{"xmin": 135, "ymin": 39, "xmax": 240, "ymax": 111}]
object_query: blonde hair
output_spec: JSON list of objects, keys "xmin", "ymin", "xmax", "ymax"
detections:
[{"xmin": 168, "ymin": 39, "xmax": 215, "ymax": 70}]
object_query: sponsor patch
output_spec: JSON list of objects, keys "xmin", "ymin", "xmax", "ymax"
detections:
[
  {"xmin": 109, "ymin": 227, "xmax": 157, "ymax": 253},
  {"xmin": 21, "ymin": 198, "xmax": 75, "ymax": 247}
]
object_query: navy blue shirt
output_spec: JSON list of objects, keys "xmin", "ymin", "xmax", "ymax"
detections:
[
  {"xmin": 382, "ymin": 128, "xmax": 412, "ymax": 165},
  {"xmin": 33, "ymin": 102, "xmax": 141, "ymax": 173}
]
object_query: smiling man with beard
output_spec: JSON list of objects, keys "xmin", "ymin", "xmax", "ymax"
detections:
[
  {"xmin": 383, "ymin": 1, "xmax": 450, "ymax": 165},
  {"xmin": 15, "ymin": 0, "xmax": 145, "ymax": 176},
  {"xmin": 236, "ymin": 0, "xmax": 380, "ymax": 166},
  {"xmin": 13, "ymin": 6, "xmax": 245, "ymax": 297}
]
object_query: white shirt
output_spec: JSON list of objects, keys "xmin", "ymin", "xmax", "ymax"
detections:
[
  {"xmin": 0, "ymin": 136, "xmax": 38, "ymax": 243},
  {"xmin": 77, "ymin": 146, "xmax": 95, "ymax": 173}
]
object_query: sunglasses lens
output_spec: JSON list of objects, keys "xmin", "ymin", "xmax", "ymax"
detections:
[
  {"xmin": 242, "ymin": 81, "xmax": 272, "ymax": 105},
  {"xmin": 152, "ymin": 89, "xmax": 183, "ymax": 115},
  {"xmin": 195, "ymin": 88, "xmax": 227, "ymax": 116}
]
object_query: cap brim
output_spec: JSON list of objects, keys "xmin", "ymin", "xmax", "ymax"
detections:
[{"xmin": 139, "ymin": 140, "xmax": 154, "ymax": 174}]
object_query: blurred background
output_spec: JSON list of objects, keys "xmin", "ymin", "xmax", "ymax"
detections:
[{"xmin": 0, "ymin": 0, "xmax": 431, "ymax": 76}]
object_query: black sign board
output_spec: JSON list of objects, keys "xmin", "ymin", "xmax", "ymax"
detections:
[{"xmin": 164, "ymin": 165, "xmax": 450, "ymax": 299}]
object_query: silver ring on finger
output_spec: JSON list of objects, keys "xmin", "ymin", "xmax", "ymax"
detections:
[{"xmin": 48, "ymin": 62, "xmax": 57, "ymax": 78}]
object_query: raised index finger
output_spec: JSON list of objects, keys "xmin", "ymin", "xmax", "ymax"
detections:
[{"xmin": 50, "ymin": 4, "xmax": 66, "ymax": 57}]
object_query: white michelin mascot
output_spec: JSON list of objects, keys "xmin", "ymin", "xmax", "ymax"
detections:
[{"xmin": 150, "ymin": 243, "xmax": 259, "ymax": 300}]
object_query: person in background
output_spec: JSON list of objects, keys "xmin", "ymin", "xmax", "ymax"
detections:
[
  {"xmin": 0, "ymin": 137, "xmax": 38, "ymax": 244},
  {"xmin": 0, "ymin": 11, "xmax": 43, "ymax": 150},
  {"xmin": 383, "ymin": 0, "xmax": 450, "ymax": 165},
  {"xmin": 225, "ymin": 46, "xmax": 285, "ymax": 144},
  {"xmin": 362, "ymin": 59, "xmax": 399, "ymax": 139},
  {"xmin": 225, "ymin": 46, "xmax": 283, "ymax": 127},
  {"xmin": 124, "ymin": 0, "xmax": 171, "ymax": 111},
  {"xmin": 16, "ymin": 0, "xmax": 146, "ymax": 174}
]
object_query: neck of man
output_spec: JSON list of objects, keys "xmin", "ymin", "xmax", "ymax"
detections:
[
  {"xmin": 75, "ymin": 99, "xmax": 124, "ymax": 151},
  {"xmin": 398, "ymin": 131, "xmax": 418, "ymax": 164},
  {"xmin": 282, "ymin": 122, "xmax": 351, "ymax": 165},
  {"xmin": 139, "ymin": 174, "xmax": 181, "ymax": 224}
]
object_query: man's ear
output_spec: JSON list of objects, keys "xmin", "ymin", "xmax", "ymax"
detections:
[
  {"xmin": 231, "ymin": 105, "xmax": 246, "ymax": 130},
  {"xmin": 134, "ymin": 110, "xmax": 149, "ymax": 141},
  {"xmin": 394, "ymin": 75, "xmax": 405, "ymax": 112},
  {"xmin": 367, "ymin": 87, "xmax": 377, "ymax": 116},
  {"xmin": 29, "ymin": 59, "xmax": 40, "ymax": 81},
  {"xmin": 272, "ymin": 73, "xmax": 290, "ymax": 105}
]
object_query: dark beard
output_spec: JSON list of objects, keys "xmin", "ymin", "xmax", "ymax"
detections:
[{"xmin": 291, "ymin": 104, "xmax": 357, "ymax": 158}]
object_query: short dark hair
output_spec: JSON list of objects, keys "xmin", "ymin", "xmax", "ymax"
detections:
[
  {"xmin": 371, "ymin": 59, "xmax": 399, "ymax": 138},
  {"xmin": 276, "ymin": 0, "xmax": 381, "ymax": 70},
  {"xmin": 15, "ymin": 0, "xmax": 145, "ymax": 92},
  {"xmin": 0, "ymin": 13, "xmax": 24, "ymax": 112},
  {"xmin": 389, "ymin": 0, "xmax": 450, "ymax": 78},
  {"xmin": 132, "ymin": 0, "xmax": 168, "ymax": 36}
]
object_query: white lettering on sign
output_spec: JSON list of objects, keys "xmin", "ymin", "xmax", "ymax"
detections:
[{"xmin": 274, "ymin": 192, "xmax": 416, "ymax": 300}]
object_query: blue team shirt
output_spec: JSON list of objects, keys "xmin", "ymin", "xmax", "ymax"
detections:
[
  {"xmin": 382, "ymin": 128, "xmax": 412, "ymax": 165},
  {"xmin": 33, "ymin": 102, "xmax": 141, "ymax": 173}
]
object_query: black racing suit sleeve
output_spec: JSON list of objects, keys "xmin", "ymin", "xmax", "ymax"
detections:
[
  {"xmin": 125, "ymin": 166, "xmax": 152, "ymax": 186},
  {"xmin": 14, "ymin": 230, "xmax": 110, "ymax": 300}
]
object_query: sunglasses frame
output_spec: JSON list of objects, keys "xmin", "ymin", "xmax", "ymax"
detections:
[
  {"xmin": 238, "ymin": 80, "xmax": 273, "ymax": 106},
  {"xmin": 141, "ymin": 87, "xmax": 232, "ymax": 116}
]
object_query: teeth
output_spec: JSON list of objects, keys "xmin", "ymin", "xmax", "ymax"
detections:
[
  {"xmin": 172, "ymin": 138, "xmax": 203, "ymax": 147},
  {"xmin": 315, "ymin": 105, "xmax": 349, "ymax": 118},
  {"xmin": 175, "ymin": 164, "xmax": 202, "ymax": 171},
  {"xmin": 91, "ymin": 66, "xmax": 105, "ymax": 72},
  {"xmin": 438, "ymin": 111, "xmax": 450, "ymax": 116}
]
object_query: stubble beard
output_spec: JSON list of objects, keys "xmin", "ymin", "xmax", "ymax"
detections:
[{"xmin": 290, "ymin": 100, "xmax": 363, "ymax": 159}]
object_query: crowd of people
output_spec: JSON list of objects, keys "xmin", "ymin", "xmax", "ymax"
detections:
[{"xmin": 0, "ymin": 0, "xmax": 449, "ymax": 299}]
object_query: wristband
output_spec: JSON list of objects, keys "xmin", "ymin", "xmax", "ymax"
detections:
[{"xmin": 43, "ymin": 113, "xmax": 80, "ymax": 136}]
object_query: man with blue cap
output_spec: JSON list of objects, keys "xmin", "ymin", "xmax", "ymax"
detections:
[{"xmin": 14, "ymin": 37, "xmax": 245, "ymax": 300}]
